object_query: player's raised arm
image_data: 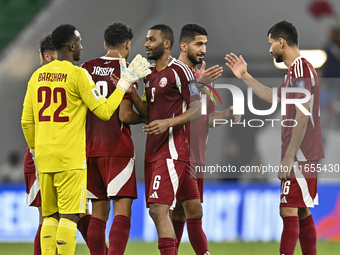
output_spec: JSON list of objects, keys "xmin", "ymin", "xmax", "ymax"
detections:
[
  {"xmin": 225, "ymin": 53, "xmax": 280, "ymax": 105},
  {"xmin": 197, "ymin": 61, "xmax": 223, "ymax": 84},
  {"xmin": 110, "ymin": 73, "xmax": 149, "ymax": 123},
  {"xmin": 92, "ymin": 54, "xmax": 151, "ymax": 120}
]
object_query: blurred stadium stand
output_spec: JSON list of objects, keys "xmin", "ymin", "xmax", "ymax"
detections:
[{"xmin": 0, "ymin": 0, "xmax": 51, "ymax": 53}]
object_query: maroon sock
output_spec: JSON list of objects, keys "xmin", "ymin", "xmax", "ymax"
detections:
[
  {"xmin": 108, "ymin": 215, "xmax": 131, "ymax": 255},
  {"xmin": 158, "ymin": 238, "xmax": 176, "ymax": 255},
  {"xmin": 172, "ymin": 220, "xmax": 185, "ymax": 250},
  {"xmin": 175, "ymin": 238, "xmax": 178, "ymax": 255},
  {"xmin": 186, "ymin": 219, "xmax": 209, "ymax": 255},
  {"xmin": 34, "ymin": 224, "xmax": 42, "ymax": 255},
  {"xmin": 299, "ymin": 215, "xmax": 317, "ymax": 255},
  {"xmin": 87, "ymin": 217, "xmax": 107, "ymax": 255},
  {"xmin": 280, "ymin": 216, "xmax": 299, "ymax": 255},
  {"xmin": 77, "ymin": 214, "xmax": 91, "ymax": 245}
]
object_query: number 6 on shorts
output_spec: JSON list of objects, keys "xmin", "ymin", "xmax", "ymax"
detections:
[{"xmin": 153, "ymin": 175, "xmax": 161, "ymax": 190}]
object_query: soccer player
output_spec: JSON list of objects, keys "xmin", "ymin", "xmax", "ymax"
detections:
[
  {"xmin": 26, "ymin": 33, "xmax": 92, "ymax": 255},
  {"xmin": 128, "ymin": 24, "xmax": 201, "ymax": 254},
  {"xmin": 225, "ymin": 20, "xmax": 324, "ymax": 255},
  {"xmin": 21, "ymin": 24, "xmax": 150, "ymax": 255},
  {"xmin": 80, "ymin": 22, "xmax": 141, "ymax": 255},
  {"xmin": 24, "ymin": 33, "xmax": 56, "ymax": 255},
  {"xmin": 173, "ymin": 23, "xmax": 240, "ymax": 255}
]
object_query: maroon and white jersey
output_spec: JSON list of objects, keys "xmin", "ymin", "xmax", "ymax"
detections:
[
  {"xmin": 24, "ymin": 147, "xmax": 35, "ymax": 173},
  {"xmin": 189, "ymin": 68, "xmax": 216, "ymax": 164},
  {"xmin": 80, "ymin": 57, "xmax": 134, "ymax": 157},
  {"xmin": 278, "ymin": 57, "xmax": 325, "ymax": 162},
  {"xmin": 143, "ymin": 58, "xmax": 200, "ymax": 162}
]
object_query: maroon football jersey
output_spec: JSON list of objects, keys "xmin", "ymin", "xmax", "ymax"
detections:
[
  {"xmin": 80, "ymin": 57, "xmax": 134, "ymax": 157},
  {"xmin": 144, "ymin": 58, "xmax": 200, "ymax": 162},
  {"xmin": 189, "ymin": 68, "xmax": 216, "ymax": 164},
  {"xmin": 278, "ymin": 57, "xmax": 324, "ymax": 161},
  {"xmin": 24, "ymin": 147, "xmax": 35, "ymax": 173}
]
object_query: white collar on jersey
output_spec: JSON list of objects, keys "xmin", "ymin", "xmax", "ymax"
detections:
[
  {"xmin": 100, "ymin": 56, "xmax": 120, "ymax": 60},
  {"xmin": 291, "ymin": 55, "xmax": 303, "ymax": 67},
  {"xmin": 168, "ymin": 57, "xmax": 176, "ymax": 66}
]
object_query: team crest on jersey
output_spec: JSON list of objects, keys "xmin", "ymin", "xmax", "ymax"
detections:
[
  {"xmin": 189, "ymin": 82, "xmax": 199, "ymax": 96},
  {"xmin": 296, "ymin": 80, "xmax": 305, "ymax": 88},
  {"xmin": 159, "ymin": 77, "xmax": 167, "ymax": 88}
]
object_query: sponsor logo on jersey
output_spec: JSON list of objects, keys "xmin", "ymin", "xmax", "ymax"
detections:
[
  {"xmin": 296, "ymin": 80, "xmax": 305, "ymax": 88},
  {"xmin": 145, "ymin": 81, "xmax": 149, "ymax": 88},
  {"xmin": 159, "ymin": 77, "xmax": 167, "ymax": 88},
  {"xmin": 281, "ymin": 196, "xmax": 287, "ymax": 203},
  {"xmin": 104, "ymin": 61, "xmax": 111, "ymax": 64},
  {"xmin": 92, "ymin": 88, "xmax": 102, "ymax": 100},
  {"xmin": 150, "ymin": 191, "xmax": 158, "ymax": 199}
]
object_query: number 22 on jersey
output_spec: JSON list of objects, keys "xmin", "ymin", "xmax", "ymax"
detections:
[{"xmin": 38, "ymin": 86, "xmax": 69, "ymax": 122}]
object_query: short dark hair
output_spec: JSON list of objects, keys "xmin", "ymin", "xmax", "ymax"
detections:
[
  {"xmin": 149, "ymin": 24, "xmax": 174, "ymax": 49},
  {"xmin": 104, "ymin": 22, "xmax": 134, "ymax": 47},
  {"xmin": 267, "ymin": 20, "xmax": 298, "ymax": 47},
  {"xmin": 39, "ymin": 33, "xmax": 55, "ymax": 58},
  {"xmin": 51, "ymin": 24, "xmax": 77, "ymax": 50},
  {"xmin": 179, "ymin": 23, "xmax": 207, "ymax": 43}
]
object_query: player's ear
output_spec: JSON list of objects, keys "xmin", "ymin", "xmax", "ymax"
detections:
[
  {"xmin": 69, "ymin": 41, "xmax": 75, "ymax": 51},
  {"xmin": 278, "ymin": 38, "xmax": 284, "ymax": 48},
  {"xmin": 43, "ymin": 52, "xmax": 51, "ymax": 63},
  {"xmin": 126, "ymin": 41, "xmax": 131, "ymax": 50},
  {"xmin": 104, "ymin": 42, "xmax": 108, "ymax": 50},
  {"xmin": 164, "ymin": 39, "xmax": 171, "ymax": 50},
  {"xmin": 180, "ymin": 42, "xmax": 188, "ymax": 52}
]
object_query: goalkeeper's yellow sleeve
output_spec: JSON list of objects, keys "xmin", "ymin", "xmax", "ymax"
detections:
[
  {"xmin": 92, "ymin": 88, "xmax": 125, "ymax": 121},
  {"xmin": 21, "ymin": 120, "xmax": 35, "ymax": 149},
  {"xmin": 21, "ymin": 89, "xmax": 35, "ymax": 149}
]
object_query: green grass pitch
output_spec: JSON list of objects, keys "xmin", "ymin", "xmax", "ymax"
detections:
[{"xmin": 0, "ymin": 241, "xmax": 340, "ymax": 254}]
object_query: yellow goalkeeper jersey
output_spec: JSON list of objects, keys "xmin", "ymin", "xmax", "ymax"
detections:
[{"xmin": 22, "ymin": 60, "xmax": 106, "ymax": 173}]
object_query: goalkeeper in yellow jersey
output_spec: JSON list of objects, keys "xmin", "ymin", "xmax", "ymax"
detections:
[{"xmin": 21, "ymin": 24, "xmax": 151, "ymax": 255}]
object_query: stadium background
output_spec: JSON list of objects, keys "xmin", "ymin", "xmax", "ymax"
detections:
[{"xmin": 0, "ymin": 0, "xmax": 339, "ymax": 253}]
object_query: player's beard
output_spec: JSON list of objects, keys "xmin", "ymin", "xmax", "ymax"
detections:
[
  {"xmin": 274, "ymin": 54, "xmax": 283, "ymax": 63},
  {"xmin": 187, "ymin": 48, "xmax": 203, "ymax": 65},
  {"xmin": 146, "ymin": 44, "xmax": 165, "ymax": 61},
  {"xmin": 272, "ymin": 50, "xmax": 283, "ymax": 63},
  {"xmin": 74, "ymin": 51, "xmax": 81, "ymax": 62}
]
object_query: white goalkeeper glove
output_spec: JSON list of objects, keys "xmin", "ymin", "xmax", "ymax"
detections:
[
  {"xmin": 116, "ymin": 54, "xmax": 151, "ymax": 93},
  {"xmin": 30, "ymin": 149, "xmax": 39, "ymax": 182}
]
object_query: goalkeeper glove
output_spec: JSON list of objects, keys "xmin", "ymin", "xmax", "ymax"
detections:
[{"xmin": 116, "ymin": 54, "xmax": 151, "ymax": 93}]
